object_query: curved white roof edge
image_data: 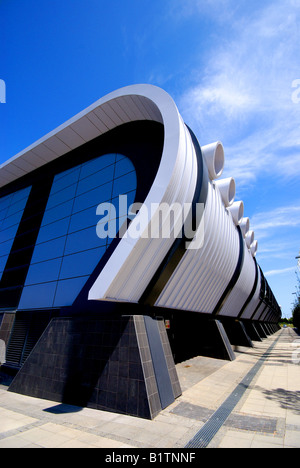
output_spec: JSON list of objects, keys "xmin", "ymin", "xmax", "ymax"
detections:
[
  {"xmin": 1, "ymin": 84, "xmax": 269, "ymax": 315},
  {"xmin": 1, "ymin": 84, "xmax": 199, "ymax": 304},
  {"xmin": 0, "ymin": 84, "xmax": 167, "ymax": 188},
  {"xmin": 87, "ymin": 85, "xmax": 199, "ymax": 302}
]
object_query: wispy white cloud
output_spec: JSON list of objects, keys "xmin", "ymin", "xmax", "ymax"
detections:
[
  {"xmin": 169, "ymin": 0, "xmax": 244, "ymax": 24},
  {"xmin": 171, "ymin": 1, "xmax": 300, "ymax": 311},
  {"xmin": 265, "ymin": 266, "xmax": 296, "ymax": 277},
  {"xmin": 257, "ymin": 240, "xmax": 298, "ymax": 261},
  {"xmin": 251, "ymin": 205, "xmax": 300, "ymax": 236},
  {"xmin": 250, "ymin": 204, "xmax": 300, "ymax": 267},
  {"xmin": 178, "ymin": 0, "xmax": 300, "ymax": 186}
]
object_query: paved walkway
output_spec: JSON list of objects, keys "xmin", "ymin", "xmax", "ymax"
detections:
[{"xmin": 0, "ymin": 327, "xmax": 299, "ymax": 448}]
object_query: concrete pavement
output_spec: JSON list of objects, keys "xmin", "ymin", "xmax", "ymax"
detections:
[{"xmin": 0, "ymin": 327, "xmax": 299, "ymax": 448}]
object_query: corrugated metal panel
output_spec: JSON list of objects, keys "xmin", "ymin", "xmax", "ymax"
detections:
[
  {"xmin": 218, "ymin": 247, "xmax": 256, "ymax": 318},
  {"xmin": 155, "ymin": 182, "xmax": 240, "ymax": 314},
  {"xmin": 99, "ymin": 118, "xmax": 199, "ymax": 302},
  {"xmin": 240, "ymin": 267, "xmax": 262, "ymax": 320},
  {"xmin": 252, "ymin": 302, "xmax": 267, "ymax": 321},
  {"xmin": 259, "ymin": 307, "xmax": 271, "ymax": 323}
]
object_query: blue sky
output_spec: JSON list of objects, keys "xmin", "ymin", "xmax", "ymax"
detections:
[{"xmin": 1, "ymin": 0, "xmax": 299, "ymax": 318}]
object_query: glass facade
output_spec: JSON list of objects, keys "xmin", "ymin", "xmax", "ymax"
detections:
[
  {"xmin": 18, "ymin": 153, "xmax": 136, "ymax": 310},
  {"xmin": 0, "ymin": 187, "xmax": 32, "ymax": 281}
]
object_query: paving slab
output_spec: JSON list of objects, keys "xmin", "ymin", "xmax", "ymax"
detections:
[{"xmin": 0, "ymin": 327, "xmax": 299, "ymax": 449}]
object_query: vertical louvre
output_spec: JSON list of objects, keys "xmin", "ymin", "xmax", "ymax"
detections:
[
  {"xmin": 21, "ymin": 313, "xmax": 50, "ymax": 364},
  {"xmin": 5, "ymin": 314, "xmax": 31, "ymax": 366},
  {"xmin": 5, "ymin": 312, "xmax": 52, "ymax": 367}
]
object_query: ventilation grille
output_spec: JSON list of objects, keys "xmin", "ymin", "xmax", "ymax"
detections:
[{"xmin": 5, "ymin": 312, "xmax": 52, "ymax": 367}]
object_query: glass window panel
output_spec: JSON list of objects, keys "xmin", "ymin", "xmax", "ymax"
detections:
[
  {"xmin": 18, "ymin": 282, "xmax": 57, "ymax": 310},
  {"xmin": 25, "ymin": 258, "xmax": 62, "ymax": 286},
  {"xmin": 0, "ymin": 207, "xmax": 10, "ymax": 222},
  {"xmin": 96, "ymin": 201, "xmax": 117, "ymax": 223},
  {"xmin": 54, "ymin": 165, "xmax": 80, "ymax": 182},
  {"xmin": 18, "ymin": 153, "xmax": 137, "ymax": 309},
  {"xmin": 116, "ymin": 154, "xmax": 126, "ymax": 162},
  {"xmin": 41, "ymin": 199, "xmax": 74, "ymax": 227},
  {"xmin": 0, "ymin": 187, "xmax": 30, "ymax": 219},
  {"xmin": 0, "ymin": 225, "xmax": 19, "ymax": 245},
  {"xmin": 50, "ymin": 167, "xmax": 80, "ymax": 195},
  {"xmin": 79, "ymin": 153, "xmax": 116, "ymax": 180},
  {"xmin": 111, "ymin": 190, "xmax": 136, "ymax": 219},
  {"xmin": 114, "ymin": 157, "xmax": 135, "ymax": 178},
  {"xmin": 112, "ymin": 172, "xmax": 137, "ymax": 198},
  {"xmin": 0, "ymin": 187, "xmax": 31, "ymax": 278},
  {"xmin": 0, "ymin": 211, "xmax": 23, "ymax": 231},
  {"xmin": 5, "ymin": 197, "xmax": 28, "ymax": 217},
  {"xmin": 96, "ymin": 217, "xmax": 119, "ymax": 242},
  {"xmin": 59, "ymin": 247, "xmax": 106, "ymax": 280},
  {"xmin": 0, "ymin": 256, "xmax": 8, "ymax": 275},
  {"xmin": 0, "ymin": 196, "xmax": 12, "ymax": 211},
  {"xmin": 46, "ymin": 184, "xmax": 77, "ymax": 210},
  {"xmin": 0, "ymin": 255, "xmax": 8, "ymax": 271},
  {"xmin": 72, "ymin": 181, "xmax": 113, "ymax": 214},
  {"xmin": 30, "ymin": 237, "xmax": 66, "ymax": 264},
  {"xmin": 76, "ymin": 165, "xmax": 115, "ymax": 196},
  {"xmin": 36, "ymin": 217, "xmax": 70, "ymax": 244},
  {"xmin": 68, "ymin": 205, "xmax": 98, "ymax": 233},
  {"xmin": 53, "ymin": 276, "xmax": 89, "ymax": 308},
  {"xmin": 11, "ymin": 186, "xmax": 31, "ymax": 204},
  {"xmin": 0, "ymin": 238, "xmax": 16, "ymax": 257},
  {"xmin": 64, "ymin": 226, "xmax": 106, "ymax": 256}
]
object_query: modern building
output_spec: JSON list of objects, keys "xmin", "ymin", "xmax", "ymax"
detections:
[{"xmin": 0, "ymin": 85, "xmax": 281, "ymax": 419}]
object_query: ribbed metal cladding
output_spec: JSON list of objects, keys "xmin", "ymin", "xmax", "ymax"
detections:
[
  {"xmin": 0, "ymin": 84, "xmax": 281, "ymax": 325},
  {"xmin": 185, "ymin": 331, "xmax": 281, "ymax": 448},
  {"xmin": 155, "ymin": 182, "xmax": 240, "ymax": 314},
  {"xmin": 252, "ymin": 301, "xmax": 268, "ymax": 321},
  {"xmin": 89, "ymin": 109, "xmax": 199, "ymax": 303},
  {"xmin": 241, "ymin": 267, "xmax": 262, "ymax": 320},
  {"xmin": 0, "ymin": 90, "xmax": 164, "ymax": 189},
  {"xmin": 105, "ymin": 118, "xmax": 199, "ymax": 302},
  {"xmin": 218, "ymin": 247, "xmax": 256, "ymax": 318}
]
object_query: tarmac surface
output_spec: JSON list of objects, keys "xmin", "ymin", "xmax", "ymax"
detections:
[{"xmin": 0, "ymin": 326, "xmax": 299, "ymax": 449}]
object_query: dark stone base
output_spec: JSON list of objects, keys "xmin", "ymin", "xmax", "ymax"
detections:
[
  {"xmin": 243, "ymin": 321, "xmax": 263, "ymax": 342},
  {"xmin": 256, "ymin": 322, "xmax": 268, "ymax": 339},
  {"xmin": 221, "ymin": 319, "xmax": 253, "ymax": 348},
  {"xmin": 8, "ymin": 314, "xmax": 181, "ymax": 420},
  {"xmin": 153, "ymin": 310, "xmax": 236, "ymax": 363}
]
